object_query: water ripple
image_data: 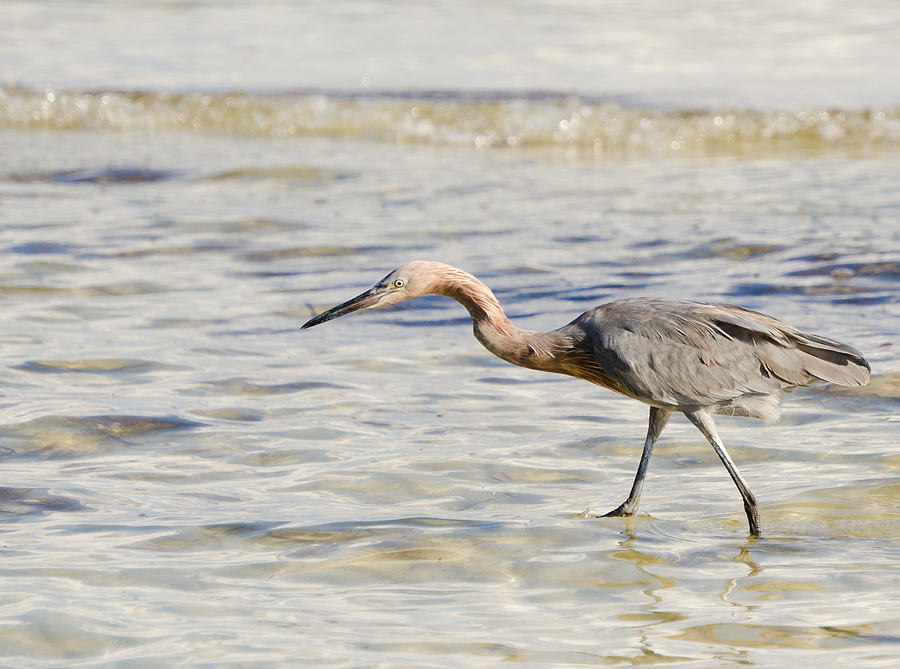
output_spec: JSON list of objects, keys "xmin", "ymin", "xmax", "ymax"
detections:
[
  {"xmin": 15, "ymin": 358, "xmax": 183, "ymax": 375},
  {"xmin": 0, "ymin": 415, "xmax": 203, "ymax": 459},
  {"xmin": 0, "ymin": 487, "xmax": 85, "ymax": 518}
]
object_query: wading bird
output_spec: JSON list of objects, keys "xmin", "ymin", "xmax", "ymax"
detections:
[{"xmin": 302, "ymin": 261, "xmax": 870, "ymax": 536}]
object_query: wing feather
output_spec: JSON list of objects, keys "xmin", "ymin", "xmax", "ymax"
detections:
[{"xmin": 563, "ymin": 298, "xmax": 870, "ymax": 419}]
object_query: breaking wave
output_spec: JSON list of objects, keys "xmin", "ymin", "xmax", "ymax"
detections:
[{"xmin": 2, "ymin": 85, "xmax": 899, "ymax": 158}]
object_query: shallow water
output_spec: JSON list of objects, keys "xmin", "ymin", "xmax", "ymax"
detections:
[{"xmin": 2, "ymin": 1, "xmax": 900, "ymax": 667}]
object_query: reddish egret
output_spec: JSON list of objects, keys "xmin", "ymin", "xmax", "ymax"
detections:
[{"xmin": 302, "ymin": 261, "xmax": 870, "ymax": 536}]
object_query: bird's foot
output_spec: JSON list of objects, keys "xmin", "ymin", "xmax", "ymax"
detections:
[
  {"xmin": 597, "ymin": 502, "xmax": 638, "ymax": 518},
  {"xmin": 745, "ymin": 503, "xmax": 762, "ymax": 538}
]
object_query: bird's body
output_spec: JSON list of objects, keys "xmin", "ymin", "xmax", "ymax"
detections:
[
  {"xmin": 302, "ymin": 261, "xmax": 871, "ymax": 536},
  {"xmin": 549, "ymin": 297, "xmax": 868, "ymax": 422}
]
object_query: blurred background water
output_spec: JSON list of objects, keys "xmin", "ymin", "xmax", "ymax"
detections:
[{"xmin": 1, "ymin": 1, "xmax": 899, "ymax": 666}]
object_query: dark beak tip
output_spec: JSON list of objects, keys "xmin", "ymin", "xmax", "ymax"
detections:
[
  {"xmin": 300, "ymin": 314, "xmax": 326, "ymax": 329},
  {"xmin": 298, "ymin": 286, "xmax": 382, "ymax": 331}
]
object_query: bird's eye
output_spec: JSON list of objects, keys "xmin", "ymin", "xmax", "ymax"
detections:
[{"xmin": 392, "ymin": 278, "xmax": 405, "ymax": 288}]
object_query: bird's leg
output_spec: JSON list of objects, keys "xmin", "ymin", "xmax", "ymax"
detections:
[
  {"xmin": 601, "ymin": 406, "xmax": 671, "ymax": 517},
  {"xmin": 683, "ymin": 410, "xmax": 761, "ymax": 537}
]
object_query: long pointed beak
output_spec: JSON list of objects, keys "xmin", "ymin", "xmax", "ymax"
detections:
[{"xmin": 301, "ymin": 286, "xmax": 385, "ymax": 329}]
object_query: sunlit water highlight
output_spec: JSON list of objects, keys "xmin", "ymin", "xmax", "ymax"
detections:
[
  {"xmin": 4, "ymin": 86, "xmax": 900, "ymax": 159},
  {"xmin": 2, "ymin": 1, "xmax": 899, "ymax": 667}
]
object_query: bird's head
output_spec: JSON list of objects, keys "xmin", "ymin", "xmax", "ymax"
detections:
[{"xmin": 301, "ymin": 261, "xmax": 445, "ymax": 329}]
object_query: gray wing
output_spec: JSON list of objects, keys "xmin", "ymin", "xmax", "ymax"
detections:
[{"xmin": 567, "ymin": 298, "xmax": 870, "ymax": 413}]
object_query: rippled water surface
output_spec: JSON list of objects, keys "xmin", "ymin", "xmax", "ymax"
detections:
[{"xmin": 2, "ymin": 1, "xmax": 900, "ymax": 667}]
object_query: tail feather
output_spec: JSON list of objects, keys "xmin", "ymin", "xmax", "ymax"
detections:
[
  {"xmin": 713, "ymin": 305, "xmax": 871, "ymax": 388},
  {"xmin": 762, "ymin": 331, "xmax": 871, "ymax": 388},
  {"xmin": 792, "ymin": 338, "xmax": 870, "ymax": 387}
]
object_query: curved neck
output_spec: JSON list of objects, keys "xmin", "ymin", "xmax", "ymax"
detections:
[
  {"xmin": 415, "ymin": 263, "xmax": 624, "ymax": 395},
  {"xmin": 433, "ymin": 267, "xmax": 555, "ymax": 370}
]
